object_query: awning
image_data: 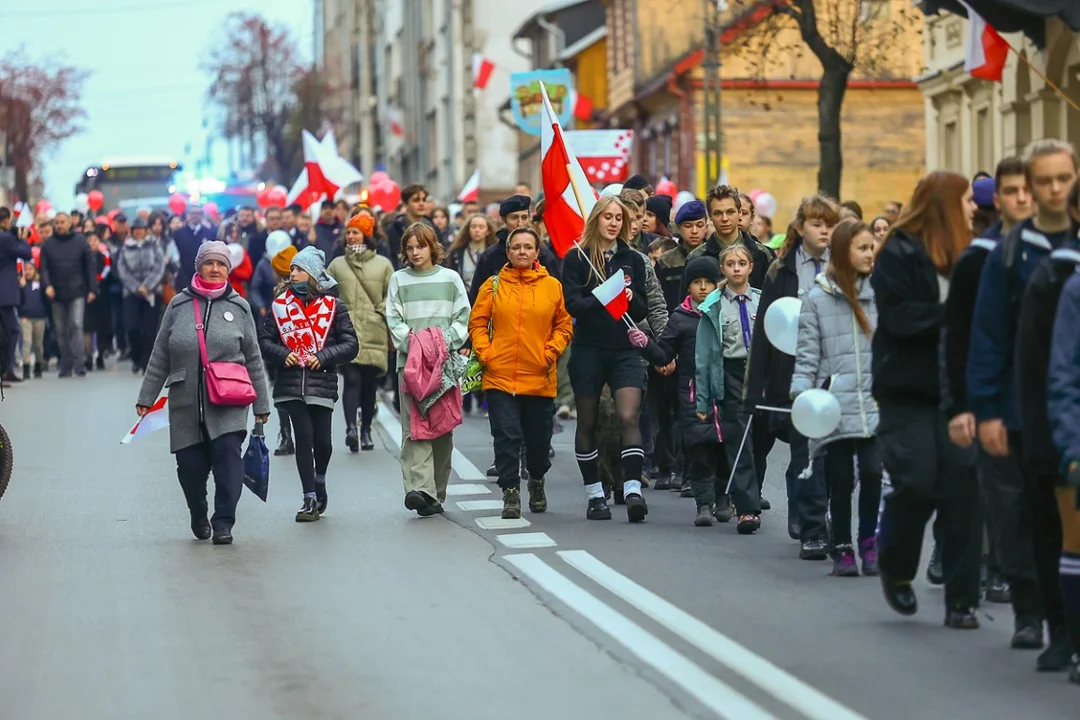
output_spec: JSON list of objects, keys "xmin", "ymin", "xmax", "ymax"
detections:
[{"xmin": 922, "ymin": 0, "xmax": 1080, "ymax": 47}]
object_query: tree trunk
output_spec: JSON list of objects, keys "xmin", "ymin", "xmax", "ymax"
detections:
[{"xmin": 816, "ymin": 66, "xmax": 849, "ymax": 199}]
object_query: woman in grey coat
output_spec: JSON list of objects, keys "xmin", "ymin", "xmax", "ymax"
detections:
[
  {"xmin": 117, "ymin": 217, "xmax": 165, "ymax": 374},
  {"xmin": 790, "ymin": 219, "xmax": 882, "ymax": 578},
  {"xmin": 136, "ymin": 241, "xmax": 271, "ymax": 545}
]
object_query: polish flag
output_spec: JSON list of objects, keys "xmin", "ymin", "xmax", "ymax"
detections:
[
  {"xmin": 285, "ymin": 131, "xmax": 363, "ymax": 210},
  {"xmin": 591, "ymin": 271, "xmax": 629, "ymax": 321},
  {"xmin": 15, "ymin": 203, "xmax": 34, "ymax": 229},
  {"xmin": 121, "ymin": 396, "xmax": 169, "ymax": 445},
  {"xmin": 961, "ymin": 2, "xmax": 1008, "ymax": 82},
  {"xmin": 387, "ymin": 105, "xmax": 405, "ymax": 137},
  {"xmin": 457, "ymin": 169, "xmax": 480, "ymax": 203},
  {"xmin": 569, "ymin": 90, "xmax": 593, "ymax": 122},
  {"xmin": 473, "ymin": 54, "xmax": 495, "ymax": 90},
  {"xmin": 540, "ymin": 82, "xmax": 596, "ymax": 258}
]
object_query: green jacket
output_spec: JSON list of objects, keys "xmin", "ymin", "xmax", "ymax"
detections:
[
  {"xmin": 693, "ymin": 286, "xmax": 762, "ymax": 414},
  {"xmin": 327, "ymin": 249, "xmax": 394, "ymax": 372}
]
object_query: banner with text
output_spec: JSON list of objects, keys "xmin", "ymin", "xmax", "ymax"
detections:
[{"xmin": 511, "ymin": 69, "xmax": 573, "ymax": 136}]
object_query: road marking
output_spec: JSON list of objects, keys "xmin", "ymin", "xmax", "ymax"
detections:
[
  {"xmin": 504, "ymin": 554, "xmax": 777, "ymax": 720},
  {"xmin": 475, "ymin": 516, "xmax": 531, "ymax": 530},
  {"xmin": 496, "ymin": 532, "xmax": 557, "ymax": 549},
  {"xmin": 445, "ymin": 483, "xmax": 492, "ymax": 496},
  {"xmin": 455, "ymin": 500, "xmax": 504, "ymax": 512},
  {"xmin": 376, "ymin": 402, "xmax": 486, "ymax": 481},
  {"xmin": 558, "ymin": 550, "xmax": 867, "ymax": 720}
]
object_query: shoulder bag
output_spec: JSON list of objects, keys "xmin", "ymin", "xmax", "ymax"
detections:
[{"xmin": 193, "ymin": 297, "xmax": 257, "ymax": 407}]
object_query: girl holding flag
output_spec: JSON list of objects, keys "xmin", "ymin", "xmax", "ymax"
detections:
[{"xmin": 561, "ymin": 196, "xmax": 652, "ymax": 522}]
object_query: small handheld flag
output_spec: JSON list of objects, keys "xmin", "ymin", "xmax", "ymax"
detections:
[
  {"xmin": 121, "ymin": 396, "xmax": 169, "ymax": 444},
  {"xmin": 591, "ymin": 272, "xmax": 630, "ymax": 321}
]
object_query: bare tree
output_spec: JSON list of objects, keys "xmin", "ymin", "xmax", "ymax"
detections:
[
  {"xmin": 0, "ymin": 49, "xmax": 88, "ymax": 200},
  {"xmin": 724, "ymin": 0, "xmax": 919, "ymax": 198}
]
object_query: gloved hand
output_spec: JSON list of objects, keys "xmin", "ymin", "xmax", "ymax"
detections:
[{"xmin": 627, "ymin": 328, "xmax": 649, "ymax": 348}]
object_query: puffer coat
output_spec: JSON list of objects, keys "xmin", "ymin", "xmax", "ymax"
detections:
[
  {"xmin": 790, "ymin": 273, "xmax": 878, "ymax": 457},
  {"xmin": 116, "ymin": 239, "xmax": 165, "ymax": 297},
  {"xmin": 327, "ymin": 248, "xmax": 393, "ymax": 373}
]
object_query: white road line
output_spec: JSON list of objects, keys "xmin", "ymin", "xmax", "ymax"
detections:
[
  {"xmin": 496, "ymin": 532, "xmax": 557, "ymax": 549},
  {"xmin": 504, "ymin": 554, "xmax": 776, "ymax": 720},
  {"xmin": 455, "ymin": 500, "xmax": 504, "ymax": 512},
  {"xmin": 376, "ymin": 401, "xmax": 486, "ymax": 481},
  {"xmin": 445, "ymin": 483, "xmax": 491, "ymax": 496},
  {"xmin": 558, "ymin": 550, "xmax": 867, "ymax": 720},
  {"xmin": 475, "ymin": 516, "xmax": 531, "ymax": 530}
]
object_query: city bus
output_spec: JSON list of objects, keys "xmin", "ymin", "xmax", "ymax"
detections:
[{"xmin": 74, "ymin": 158, "xmax": 182, "ymax": 212}]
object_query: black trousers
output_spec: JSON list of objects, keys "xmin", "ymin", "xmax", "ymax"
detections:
[
  {"xmin": 877, "ymin": 402, "xmax": 982, "ymax": 609},
  {"xmin": 824, "ymin": 437, "xmax": 882, "ymax": 548},
  {"xmin": 174, "ymin": 430, "xmax": 245, "ymax": 532},
  {"xmin": 486, "ymin": 390, "xmax": 553, "ymax": 490},
  {"xmin": 647, "ymin": 369, "xmax": 677, "ymax": 475},
  {"xmin": 0, "ymin": 306, "xmax": 18, "ymax": 374},
  {"xmin": 123, "ymin": 294, "xmax": 158, "ymax": 370},
  {"xmin": 341, "ymin": 364, "xmax": 382, "ymax": 430},
  {"xmin": 282, "ymin": 401, "xmax": 334, "ymax": 494},
  {"xmin": 1014, "ymin": 435, "xmax": 1067, "ymax": 632},
  {"xmin": 687, "ymin": 443, "xmax": 728, "ymax": 507},
  {"xmin": 109, "ymin": 290, "xmax": 126, "ymax": 352}
]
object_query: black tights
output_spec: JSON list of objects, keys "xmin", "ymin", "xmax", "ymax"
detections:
[
  {"xmin": 575, "ymin": 387, "xmax": 643, "ymax": 488},
  {"xmin": 341, "ymin": 364, "xmax": 382, "ymax": 430},
  {"xmin": 281, "ymin": 401, "xmax": 333, "ymax": 495}
]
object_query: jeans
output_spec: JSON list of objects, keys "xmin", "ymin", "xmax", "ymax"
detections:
[
  {"xmin": 174, "ymin": 430, "xmax": 245, "ymax": 532},
  {"xmin": 823, "ymin": 437, "xmax": 882, "ymax": 548},
  {"xmin": 281, "ymin": 401, "xmax": 334, "ymax": 494},
  {"xmin": 486, "ymin": 390, "xmax": 554, "ymax": 490},
  {"xmin": 51, "ymin": 297, "xmax": 86, "ymax": 374},
  {"xmin": 341, "ymin": 364, "xmax": 382, "ymax": 430},
  {"xmin": 123, "ymin": 294, "xmax": 159, "ymax": 370}
]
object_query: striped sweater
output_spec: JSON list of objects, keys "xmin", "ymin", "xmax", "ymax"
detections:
[{"xmin": 386, "ymin": 265, "xmax": 471, "ymax": 370}]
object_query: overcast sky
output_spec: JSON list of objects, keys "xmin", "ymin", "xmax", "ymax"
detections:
[{"xmin": 0, "ymin": 0, "xmax": 313, "ymax": 209}]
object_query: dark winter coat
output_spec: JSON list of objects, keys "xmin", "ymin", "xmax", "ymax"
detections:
[
  {"xmin": 248, "ymin": 257, "xmax": 280, "ymax": 315},
  {"xmin": 1049, "ymin": 270, "xmax": 1080, "ymax": 469},
  {"xmin": 171, "ymin": 223, "xmax": 216, "ymax": 292},
  {"xmin": 968, "ymin": 219, "xmax": 1078, "ymax": 428},
  {"xmin": 561, "ymin": 240, "xmax": 649, "ymax": 349},
  {"xmin": 0, "ymin": 229, "xmax": 32, "ymax": 307},
  {"xmin": 237, "ymin": 223, "xmax": 267, "ymax": 267},
  {"xmin": 468, "ymin": 227, "xmax": 561, "ymax": 303},
  {"xmin": 940, "ymin": 236, "xmax": 997, "ymax": 419},
  {"xmin": 39, "ymin": 232, "xmax": 98, "ymax": 302},
  {"xmin": 745, "ymin": 248, "xmax": 801, "ymax": 411},
  {"xmin": 687, "ymin": 230, "xmax": 774, "ymax": 290},
  {"xmin": 1017, "ymin": 247, "xmax": 1080, "ymax": 475},
  {"xmin": 656, "ymin": 241, "xmax": 696, "ymax": 312},
  {"xmin": 869, "ymin": 229, "xmax": 945, "ymax": 407},
  {"xmin": 18, "ymin": 278, "xmax": 48, "ymax": 319},
  {"xmin": 257, "ymin": 293, "xmax": 359, "ymax": 403},
  {"xmin": 313, "ymin": 220, "xmax": 343, "ymax": 260}
]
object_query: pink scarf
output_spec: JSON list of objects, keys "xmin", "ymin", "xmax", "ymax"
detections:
[{"xmin": 190, "ymin": 274, "xmax": 229, "ymax": 299}]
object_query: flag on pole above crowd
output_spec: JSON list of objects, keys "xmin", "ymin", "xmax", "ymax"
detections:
[
  {"xmin": 120, "ymin": 396, "xmax": 169, "ymax": 445},
  {"xmin": 961, "ymin": 1, "xmax": 1008, "ymax": 82},
  {"xmin": 285, "ymin": 130, "xmax": 364, "ymax": 211},
  {"xmin": 539, "ymin": 81, "xmax": 596, "ymax": 258},
  {"xmin": 473, "ymin": 54, "xmax": 495, "ymax": 90},
  {"xmin": 457, "ymin": 169, "xmax": 480, "ymax": 203}
]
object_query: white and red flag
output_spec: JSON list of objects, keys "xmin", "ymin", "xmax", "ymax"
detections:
[
  {"xmin": 961, "ymin": 1, "xmax": 1008, "ymax": 82},
  {"xmin": 539, "ymin": 82, "xmax": 596, "ymax": 258},
  {"xmin": 473, "ymin": 54, "xmax": 495, "ymax": 90},
  {"xmin": 121, "ymin": 396, "xmax": 169, "ymax": 445},
  {"xmin": 285, "ymin": 131, "xmax": 364, "ymax": 210},
  {"xmin": 457, "ymin": 169, "xmax": 480, "ymax": 203},
  {"xmin": 591, "ymin": 271, "xmax": 629, "ymax": 321}
]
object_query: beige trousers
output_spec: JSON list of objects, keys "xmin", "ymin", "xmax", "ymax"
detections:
[{"xmin": 399, "ymin": 388, "xmax": 454, "ymax": 503}]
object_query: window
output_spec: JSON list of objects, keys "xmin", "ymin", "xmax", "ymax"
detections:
[
  {"xmin": 976, "ymin": 107, "xmax": 992, "ymax": 173},
  {"xmin": 943, "ymin": 120, "xmax": 958, "ymax": 170}
]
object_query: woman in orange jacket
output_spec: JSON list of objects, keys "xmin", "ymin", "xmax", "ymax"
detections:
[{"xmin": 469, "ymin": 227, "xmax": 574, "ymax": 520}]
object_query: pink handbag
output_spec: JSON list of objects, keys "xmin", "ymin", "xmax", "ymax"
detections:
[{"xmin": 193, "ymin": 297, "xmax": 257, "ymax": 407}]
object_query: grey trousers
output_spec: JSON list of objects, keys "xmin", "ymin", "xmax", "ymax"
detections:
[{"xmin": 51, "ymin": 297, "xmax": 86, "ymax": 373}]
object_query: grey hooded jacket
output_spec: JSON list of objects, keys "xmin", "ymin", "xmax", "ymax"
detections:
[
  {"xmin": 117, "ymin": 238, "xmax": 166, "ymax": 297},
  {"xmin": 790, "ymin": 273, "xmax": 878, "ymax": 457}
]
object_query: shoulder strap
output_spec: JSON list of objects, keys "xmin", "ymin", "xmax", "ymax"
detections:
[
  {"xmin": 487, "ymin": 275, "xmax": 499, "ymax": 340},
  {"xmin": 192, "ymin": 296, "xmax": 209, "ymax": 367},
  {"xmin": 344, "ymin": 260, "xmax": 380, "ymax": 311}
]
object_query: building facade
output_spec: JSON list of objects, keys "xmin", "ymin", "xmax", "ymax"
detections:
[{"xmin": 919, "ymin": 11, "xmax": 1080, "ymax": 177}]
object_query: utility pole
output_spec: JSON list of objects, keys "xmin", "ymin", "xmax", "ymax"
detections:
[{"xmin": 701, "ymin": 0, "xmax": 723, "ymax": 190}]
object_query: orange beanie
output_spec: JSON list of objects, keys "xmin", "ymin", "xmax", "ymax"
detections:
[
  {"xmin": 347, "ymin": 212, "xmax": 375, "ymax": 237},
  {"xmin": 271, "ymin": 244, "xmax": 297, "ymax": 277}
]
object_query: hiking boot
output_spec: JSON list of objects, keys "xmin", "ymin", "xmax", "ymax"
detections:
[
  {"xmin": 360, "ymin": 428, "xmax": 375, "ymax": 451},
  {"xmin": 345, "ymin": 424, "xmax": 359, "ymax": 453},
  {"xmin": 800, "ymin": 539, "xmax": 829, "ymax": 561},
  {"xmin": 654, "ymin": 472, "xmax": 675, "ymax": 491},
  {"xmin": 587, "ymin": 497, "xmax": 612, "ymax": 520},
  {"xmin": 736, "ymin": 514, "xmax": 761, "ymax": 535},
  {"xmin": 295, "ymin": 496, "xmax": 320, "ymax": 522},
  {"xmin": 859, "ymin": 537, "xmax": 879, "ymax": 576},
  {"xmin": 926, "ymin": 543, "xmax": 944, "ymax": 585},
  {"xmin": 833, "ymin": 545, "xmax": 860, "ymax": 577},
  {"xmin": 502, "ymin": 488, "xmax": 522, "ymax": 519},
  {"xmin": 274, "ymin": 427, "xmax": 295, "ymax": 456},
  {"xmin": 1036, "ymin": 630, "xmax": 1074, "ymax": 672},
  {"xmin": 984, "ymin": 572, "xmax": 1011, "ymax": 604},
  {"xmin": 944, "ymin": 606, "xmax": 980, "ymax": 629},
  {"xmin": 527, "ymin": 476, "xmax": 547, "ymax": 513},
  {"xmin": 1011, "ymin": 616, "xmax": 1045, "ymax": 650},
  {"xmin": 881, "ymin": 573, "xmax": 918, "ymax": 616},
  {"xmin": 694, "ymin": 505, "xmax": 714, "ymax": 527},
  {"xmin": 713, "ymin": 497, "xmax": 733, "ymax": 523},
  {"xmin": 625, "ymin": 492, "xmax": 648, "ymax": 523}
]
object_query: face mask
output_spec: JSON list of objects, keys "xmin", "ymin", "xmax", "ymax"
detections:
[{"xmin": 291, "ymin": 280, "xmax": 310, "ymax": 296}]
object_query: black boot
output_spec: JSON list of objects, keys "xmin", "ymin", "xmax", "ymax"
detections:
[
  {"xmin": 360, "ymin": 427, "xmax": 374, "ymax": 451},
  {"xmin": 1011, "ymin": 615, "xmax": 1045, "ymax": 650},
  {"xmin": 345, "ymin": 424, "xmax": 359, "ymax": 453},
  {"xmin": 926, "ymin": 543, "xmax": 945, "ymax": 585},
  {"xmin": 274, "ymin": 424, "xmax": 294, "ymax": 456},
  {"xmin": 1036, "ymin": 628, "xmax": 1074, "ymax": 672},
  {"xmin": 33, "ymin": 362, "xmax": 42, "ymax": 378},
  {"xmin": 22, "ymin": 363, "xmax": 29, "ymax": 380},
  {"xmin": 880, "ymin": 573, "xmax": 918, "ymax": 616}
]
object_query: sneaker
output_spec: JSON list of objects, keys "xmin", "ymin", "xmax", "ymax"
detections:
[
  {"xmin": 736, "ymin": 514, "xmax": 761, "ymax": 535},
  {"xmin": 694, "ymin": 505, "xmax": 714, "ymax": 527},
  {"xmin": 557, "ymin": 404, "xmax": 572, "ymax": 419},
  {"xmin": 944, "ymin": 606, "xmax": 980, "ymax": 629},
  {"xmin": 527, "ymin": 476, "xmax": 547, "ymax": 513},
  {"xmin": 713, "ymin": 498, "xmax": 733, "ymax": 523},
  {"xmin": 1011, "ymin": 616, "xmax": 1045, "ymax": 650},
  {"xmin": 625, "ymin": 493, "xmax": 648, "ymax": 523},
  {"xmin": 926, "ymin": 543, "xmax": 944, "ymax": 585},
  {"xmin": 679, "ymin": 478, "xmax": 694, "ymax": 498},
  {"xmin": 502, "ymin": 488, "xmax": 522, "ymax": 519},
  {"xmin": 832, "ymin": 545, "xmax": 860, "ymax": 577},
  {"xmin": 654, "ymin": 472, "xmax": 675, "ymax": 491},
  {"xmin": 984, "ymin": 572, "xmax": 1012, "ymax": 604},
  {"xmin": 295, "ymin": 496, "xmax": 320, "ymax": 522},
  {"xmin": 859, "ymin": 537, "xmax": 879, "ymax": 576},
  {"xmin": 671, "ymin": 475, "xmax": 686, "ymax": 493},
  {"xmin": 800, "ymin": 539, "xmax": 829, "ymax": 561},
  {"xmin": 486, "ymin": 463, "xmax": 498, "ymax": 478},
  {"xmin": 315, "ymin": 483, "xmax": 328, "ymax": 515},
  {"xmin": 587, "ymin": 497, "xmax": 612, "ymax": 520}
]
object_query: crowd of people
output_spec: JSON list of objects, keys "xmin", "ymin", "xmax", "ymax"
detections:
[{"xmin": 1, "ymin": 138, "xmax": 1079, "ymax": 686}]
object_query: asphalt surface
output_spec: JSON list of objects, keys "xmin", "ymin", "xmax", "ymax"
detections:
[{"xmin": 2, "ymin": 367, "xmax": 1077, "ymax": 719}]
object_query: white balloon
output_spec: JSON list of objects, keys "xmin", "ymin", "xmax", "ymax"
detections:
[
  {"xmin": 600, "ymin": 183, "xmax": 623, "ymax": 197},
  {"xmin": 674, "ymin": 190, "xmax": 696, "ymax": 213},
  {"xmin": 755, "ymin": 192, "xmax": 777, "ymax": 219},
  {"xmin": 227, "ymin": 243, "xmax": 245, "ymax": 270},
  {"xmin": 74, "ymin": 193, "xmax": 90, "ymax": 213},
  {"xmin": 763, "ymin": 296, "xmax": 801, "ymax": 355},
  {"xmin": 791, "ymin": 389, "xmax": 842, "ymax": 439},
  {"xmin": 265, "ymin": 230, "xmax": 292, "ymax": 260}
]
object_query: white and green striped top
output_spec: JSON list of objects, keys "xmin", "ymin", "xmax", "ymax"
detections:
[{"xmin": 386, "ymin": 265, "xmax": 471, "ymax": 370}]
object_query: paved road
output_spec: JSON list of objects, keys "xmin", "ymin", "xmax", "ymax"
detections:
[{"xmin": 2, "ymin": 369, "xmax": 1077, "ymax": 719}]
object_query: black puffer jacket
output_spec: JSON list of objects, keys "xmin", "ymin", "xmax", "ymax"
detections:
[
  {"xmin": 258, "ymin": 293, "xmax": 359, "ymax": 402},
  {"xmin": 40, "ymin": 232, "xmax": 98, "ymax": 302},
  {"xmin": 745, "ymin": 248, "xmax": 800, "ymax": 411}
]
